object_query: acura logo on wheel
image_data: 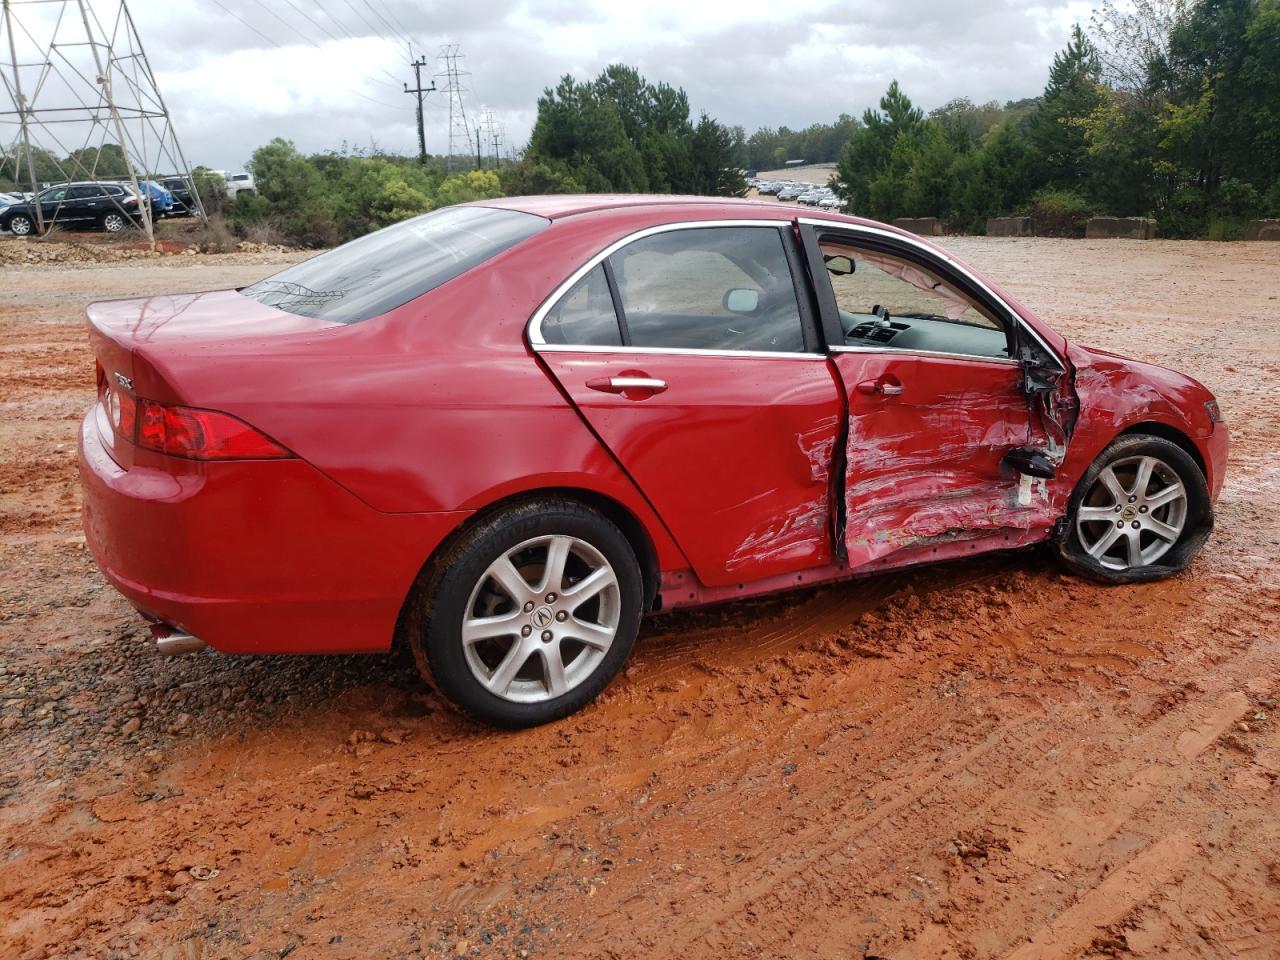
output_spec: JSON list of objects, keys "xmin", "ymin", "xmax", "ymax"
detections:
[{"xmin": 531, "ymin": 606, "xmax": 554, "ymax": 628}]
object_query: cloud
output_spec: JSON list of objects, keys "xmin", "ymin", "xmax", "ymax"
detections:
[{"xmin": 7, "ymin": 0, "xmax": 1095, "ymax": 170}]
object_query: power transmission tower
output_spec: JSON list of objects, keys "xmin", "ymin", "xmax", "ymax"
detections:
[
  {"xmin": 435, "ymin": 43, "xmax": 472, "ymax": 172},
  {"xmin": 403, "ymin": 55, "xmax": 435, "ymax": 165},
  {"xmin": 475, "ymin": 107, "xmax": 490, "ymax": 168},
  {"xmin": 0, "ymin": 0, "xmax": 206, "ymax": 244}
]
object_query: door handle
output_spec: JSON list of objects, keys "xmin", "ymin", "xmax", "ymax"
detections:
[
  {"xmin": 586, "ymin": 376, "xmax": 668, "ymax": 395},
  {"xmin": 856, "ymin": 379, "xmax": 904, "ymax": 396}
]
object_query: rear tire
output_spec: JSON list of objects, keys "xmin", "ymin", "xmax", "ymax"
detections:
[
  {"xmin": 411, "ymin": 499, "xmax": 642, "ymax": 728},
  {"xmin": 101, "ymin": 212, "xmax": 127, "ymax": 233},
  {"xmin": 1059, "ymin": 433, "xmax": 1212, "ymax": 583}
]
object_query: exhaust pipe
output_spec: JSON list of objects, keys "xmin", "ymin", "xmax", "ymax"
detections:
[{"xmin": 150, "ymin": 623, "xmax": 207, "ymax": 655}]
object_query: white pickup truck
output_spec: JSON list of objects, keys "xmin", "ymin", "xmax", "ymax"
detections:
[{"xmin": 213, "ymin": 171, "xmax": 256, "ymax": 199}]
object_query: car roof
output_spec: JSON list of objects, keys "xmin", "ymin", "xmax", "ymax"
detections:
[
  {"xmin": 472, "ymin": 193, "xmax": 911, "ymax": 243},
  {"xmin": 478, "ymin": 193, "xmax": 858, "ymax": 221}
]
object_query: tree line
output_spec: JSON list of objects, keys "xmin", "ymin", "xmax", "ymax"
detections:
[
  {"xmin": 5, "ymin": 0, "xmax": 1274, "ymax": 245},
  {"xmin": 521, "ymin": 0, "xmax": 1280, "ymax": 238},
  {"xmin": 832, "ymin": 0, "xmax": 1280, "ymax": 237}
]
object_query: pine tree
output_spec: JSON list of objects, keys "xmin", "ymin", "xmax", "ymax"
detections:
[{"xmin": 1031, "ymin": 25, "xmax": 1105, "ymax": 186}]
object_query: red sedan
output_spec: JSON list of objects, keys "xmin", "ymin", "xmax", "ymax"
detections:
[{"xmin": 79, "ymin": 197, "xmax": 1228, "ymax": 726}]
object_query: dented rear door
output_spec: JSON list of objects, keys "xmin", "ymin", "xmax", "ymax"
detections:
[{"xmin": 531, "ymin": 221, "xmax": 844, "ymax": 589}]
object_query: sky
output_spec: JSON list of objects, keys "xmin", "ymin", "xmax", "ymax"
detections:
[{"xmin": 4, "ymin": 0, "xmax": 1097, "ymax": 173}]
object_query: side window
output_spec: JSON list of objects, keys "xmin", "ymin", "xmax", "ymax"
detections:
[
  {"xmin": 541, "ymin": 264, "xmax": 622, "ymax": 346},
  {"xmin": 608, "ymin": 226, "xmax": 806, "ymax": 353},
  {"xmin": 821, "ymin": 240, "xmax": 1010, "ymax": 360}
]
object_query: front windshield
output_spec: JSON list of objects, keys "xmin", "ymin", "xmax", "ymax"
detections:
[{"xmin": 241, "ymin": 205, "xmax": 548, "ymax": 324}]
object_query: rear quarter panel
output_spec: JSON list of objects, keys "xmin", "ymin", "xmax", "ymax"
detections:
[{"xmin": 137, "ymin": 216, "xmax": 695, "ymax": 573}]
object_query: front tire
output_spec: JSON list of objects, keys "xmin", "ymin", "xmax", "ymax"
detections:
[
  {"xmin": 8, "ymin": 214, "xmax": 35, "ymax": 236},
  {"xmin": 411, "ymin": 499, "xmax": 643, "ymax": 728},
  {"xmin": 1059, "ymin": 433, "xmax": 1212, "ymax": 583}
]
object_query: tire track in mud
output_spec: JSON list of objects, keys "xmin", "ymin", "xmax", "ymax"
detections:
[
  {"xmin": 1000, "ymin": 833, "xmax": 1196, "ymax": 960},
  {"xmin": 550, "ymin": 570, "xmax": 1277, "ymax": 959}
]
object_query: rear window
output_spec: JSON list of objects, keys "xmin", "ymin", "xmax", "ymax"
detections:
[{"xmin": 241, "ymin": 205, "xmax": 549, "ymax": 323}]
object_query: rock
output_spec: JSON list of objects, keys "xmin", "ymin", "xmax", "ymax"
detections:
[
  {"xmin": 1245, "ymin": 219, "xmax": 1280, "ymax": 241},
  {"xmin": 987, "ymin": 217, "xmax": 1032, "ymax": 237},
  {"xmin": 892, "ymin": 217, "xmax": 943, "ymax": 236},
  {"xmin": 1085, "ymin": 216, "xmax": 1157, "ymax": 239},
  {"xmin": 120, "ymin": 717, "xmax": 141, "ymax": 736}
]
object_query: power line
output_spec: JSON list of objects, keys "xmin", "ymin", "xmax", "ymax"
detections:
[
  {"xmin": 210, "ymin": 0, "xmax": 284, "ymax": 50},
  {"xmin": 223, "ymin": 0, "xmax": 400, "ymax": 109},
  {"xmin": 360, "ymin": 0, "xmax": 406, "ymax": 49},
  {"xmin": 310, "ymin": 0, "xmax": 404, "ymax": 86},
  {"xmin": 371, "ymin": 0, "xmax": 427, "ymax": 55},
  {"xmin": 338, "ymin": 0, "xmax": 386, "ymax": 38},
  {"xmin": 278, "ymin": 0, "xmax": 347, "ymax": 47}
]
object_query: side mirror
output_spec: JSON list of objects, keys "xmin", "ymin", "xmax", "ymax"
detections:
[
  {"xmin": 723, "ymin": 288, "xmax": 760, "ymax": 314},
  {"xmin": 1002, "ymin": 446, "xmax": 1056, "ymax": 479},
  {"xmin": 824, "ymin": 254, "xmax": 854, "ymax": 276}
]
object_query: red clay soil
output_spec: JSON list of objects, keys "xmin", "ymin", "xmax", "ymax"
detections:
[{"xmin": 0, "ymin": 238, "xmax": 1277, "ymax": 960}]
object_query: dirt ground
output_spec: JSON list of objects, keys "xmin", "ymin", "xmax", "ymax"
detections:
[{"xmin": 1, "ymin": 236, "xmax": 1278, "ymax": 960}]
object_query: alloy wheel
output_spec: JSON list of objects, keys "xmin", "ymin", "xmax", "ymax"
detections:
[
  {"xmin": 10, "ymin": 216, "xmax": 31, "ymax": 235},
  {"xmin": 462, "ymin": 534, "xmax": 621, "ymax": 703},
  {"xmin": 1075, "ymin": 454, "xmax": 1188, "ymax": 570},
  {"xmin": 103, "ymin": 213, "xmax": 125, "ymax": 232}
]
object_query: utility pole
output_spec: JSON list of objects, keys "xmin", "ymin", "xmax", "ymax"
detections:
[{"xmin": 403, "ymin": 55, "xmax": 435, "ymax": 165}]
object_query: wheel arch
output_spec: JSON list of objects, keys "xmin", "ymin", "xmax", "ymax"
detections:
[
  {"xmin": 392, "ymin": 486, "xmax": 662, "ymax": 653},
  {"xmin": 1116, "ymin": 420, "xmax": 1207, "ymax": 482}
]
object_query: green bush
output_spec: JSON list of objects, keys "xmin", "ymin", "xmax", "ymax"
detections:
[
  {"xmin": 1024, "ymin": 188, "xmax": 1094, "ymax": 237},
  {"xmin": 1159, "ymin": 188, "xmax": 1208, "ymax": 239},
  {"xmin": 1205, "ymin": 217, "xmax": 1246, "ymax": 241}
]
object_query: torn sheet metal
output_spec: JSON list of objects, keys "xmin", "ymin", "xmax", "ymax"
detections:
[{"xmin": 835, "ymin": 352, "xmax": 1071, "ymax": 569}]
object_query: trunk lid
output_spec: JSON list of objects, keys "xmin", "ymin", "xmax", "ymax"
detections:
[{"xmin": 85, "ymin": 290, "xmax": 342, "ymax": 468}]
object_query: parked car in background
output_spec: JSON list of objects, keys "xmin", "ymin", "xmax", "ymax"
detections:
[
  {"xmin": 80, "ymin": 196, "xmax": 1226, "ymax": 728},
  {"xmin": 777, "ymin": 184, "xmax": 806, "ymax": 201},
  {"xmin": 135, "ymin": 180, "xmax": 175, "ymax": 217},
  {"xmin": 0, "ymin": 182, "xmax": 144, "ymax": 235},
  {"xmin": 219, "ymin": 171, "xmax": 256, "ymax": 199},
  {"xmin": 160, "ymin": 176, "xmax": 197, "ymax": 216}
]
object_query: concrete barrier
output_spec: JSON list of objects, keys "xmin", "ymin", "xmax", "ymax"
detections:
[
  {"xmin": 1246, "ymin": 219, "xmax": 1280, "ymax": 241},
  {"xmin": 892, "ymin": 217, "xmax": 943, "ymax": 236},
  {"xmin": 987, "ymin": 216, "xmax": 1033, "ymax": 237},
  {"xmin": 1085, "ymin": 216, "xmax": 1157, "ymax": 239}
]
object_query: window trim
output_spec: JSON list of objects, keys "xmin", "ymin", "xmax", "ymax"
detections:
[
  {"xmin": 796, "ymin": 217, "xmax": 1064, "ymax": 370},
  {"xmin": 527, "ymin": 219, "xmax": 826, "ymax": 360}
]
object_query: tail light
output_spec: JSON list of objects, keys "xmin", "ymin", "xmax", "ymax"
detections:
[{"xmin": 103, "ymin": 390, "xmax": 292, "ymax": 460}]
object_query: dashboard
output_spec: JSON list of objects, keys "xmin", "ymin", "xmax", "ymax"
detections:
[{"xmin": 839, "ymin": 309, "xmax": 1010, "ymax": 360}]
